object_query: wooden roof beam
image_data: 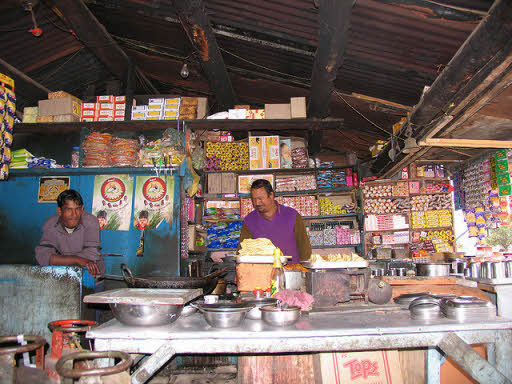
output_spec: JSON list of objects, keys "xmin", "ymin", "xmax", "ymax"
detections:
[
  {"xmin": 371, "ymin": 0, "xmax": 512, "ymax": 176},
  {"xmin": 46, "ymin": 0, "xmax": 158, "ymax": 93},
  {"xmin": 172, "ymin": 0, "xmax": 236, "ymax": 111},
  {"xmin": 308, "ymin": 0, "xmax": 353, "ymax": 118}
]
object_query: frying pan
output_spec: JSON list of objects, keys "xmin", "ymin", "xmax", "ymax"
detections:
[{"xmin": 120, "ymin": 263, "xmax": 228, "ymax": 295}]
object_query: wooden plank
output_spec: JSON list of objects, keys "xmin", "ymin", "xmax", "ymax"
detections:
[
  {"xmin": 392, "ymin": 284, "xmax": 491, "ymax": 301},
  {"xmin": 419, "ymin": 138, "xmax": 512, "ymax": 149},
  {"xmin": 308, "ymin": 0, "xmax": 353, "ymax": 119},
  {"xmin": 378, "ymin": 276, "xmax": 457, "ymax": 285},
  {"xmin": 438, "ymin": 333, "xmax": 511, "ymax": 384},
  {"xmin": 398, "ymin": 350, "xmax": 425, "ymax": 384},
  {"xmin": 238, "ymin": 355, "xmax": 315, "ymax": 384},
  {"xmin": 172, "ymin": 0, "xmax": 236, "ymax": 111}
]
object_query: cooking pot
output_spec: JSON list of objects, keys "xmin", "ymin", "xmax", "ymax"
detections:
[
  {"xmin": 121, "ymin": 264, "xmax": 227, "ymax": 294},
  {"xmin": 416, "ymin": 263, "xmax": 451, "ymax": 277}
]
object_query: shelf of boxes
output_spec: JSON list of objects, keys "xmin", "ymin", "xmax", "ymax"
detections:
[
  {"xmin": 202, "ymin": 163, "xmax": 363, "ymax": 255},
  {"xmin": 361, "ymin": 179, "xmax": 455, "ymax": 257}
]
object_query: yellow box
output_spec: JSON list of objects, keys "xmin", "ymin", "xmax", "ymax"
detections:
[
  {"xmin": 246, "ymin": 109, "xmax": 265, "ymax": 119},
  {"xmin": 249, "ymin": 136, "xmax": 280, "ymax": 170}
]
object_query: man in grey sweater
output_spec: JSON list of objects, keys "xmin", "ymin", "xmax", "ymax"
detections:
[{"xmin": 35, "ymin": 189, "xmax": 104, "ymax": 276}]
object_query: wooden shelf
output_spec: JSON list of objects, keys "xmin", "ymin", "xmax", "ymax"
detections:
[
  {"xmin": 304, "ymin": 214, "xmax": 357, "ymax": 219},
  {"xmin": 10, "ymin": 166, "xmax": 177, "ymax": 176},
  {"xmin": 204, "ymin": 166, "xmax": 353, "ymax": 175},
  {"xmin": 312, "ymin": 244, "xmax": 361, "ymax": 249}
]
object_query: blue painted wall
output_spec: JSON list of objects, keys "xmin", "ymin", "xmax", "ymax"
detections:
[{"xmin": 0, "ymin": 171, "xmax": 182, "ymax": 277}]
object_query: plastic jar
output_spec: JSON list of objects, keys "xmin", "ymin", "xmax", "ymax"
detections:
[{"xmin": 71, "ymin": 147, "xmax": 80, "ymax": 168}]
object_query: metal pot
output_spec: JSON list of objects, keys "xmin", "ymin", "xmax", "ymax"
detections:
[
  {"xmin": 416, "ymin": 263, "xmax": 451, "ymax": 277},
  {"xmin": 481, "ymin": 261, "xmax": 494, "ymax": 279},
  {"xmin": 242, "ymin": 298, "xmax": 278, "ymax": 320},
  {"xmin": 194, "ymin": 302, "xmax": 254, "ymax": 328},
  {"xmin": 505, "ymin": 260, "xmax": 512, "ymax": 278},
  {"xmin": 260, "ymin": 305, "xmax": 301, "ymax": 327},
  {"xmin": 109, "ymin": 303, "xmax": 183, "ymax": 326},
  {"xmin": 492, "ymin": 262, "xmax": 506, "ymax": 279}
]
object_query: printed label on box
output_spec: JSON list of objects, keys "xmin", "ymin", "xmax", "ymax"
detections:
[
  {"xmin": 97, "ymin": 95, "xmax": 114, "ymax": 103},
  {"xmin": 82, "ymin": 103, "xmax": 97, "ymax": 110},
  {"xmin": 99, "ymin": 103, "xmax": 114, "ymax": 110}
]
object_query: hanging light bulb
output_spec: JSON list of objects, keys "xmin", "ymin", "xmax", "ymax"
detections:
[{"xmin": 180, "ymin": 63, "xmax": 189, "ymax": 79}]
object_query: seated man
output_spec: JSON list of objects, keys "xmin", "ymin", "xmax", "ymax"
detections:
[{"xmin": 35, "ymin": 189, "xmax": 104, "ymax": 276}]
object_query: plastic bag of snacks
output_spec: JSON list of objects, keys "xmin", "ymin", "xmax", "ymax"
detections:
[
  {"xmin": 0, "ymin": 73, "xmax": 15, "ymax": 180},
  {"xmin": 110, "ymin": 137, "xmax": 139, "ymax": 167},
  {"xmin": 82, "ymin": 132, "xmax": 112, "ymax": 167}
]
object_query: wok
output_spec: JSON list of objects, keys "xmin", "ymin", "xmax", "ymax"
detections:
[{"xmin": 120, "ymin": 264, "xmax": 227, "ymax": 295}]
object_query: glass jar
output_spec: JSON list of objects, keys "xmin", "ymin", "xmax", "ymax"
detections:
[{"xmin": 71, "ymin": 146, "xmax": 80, "ymax": 168}]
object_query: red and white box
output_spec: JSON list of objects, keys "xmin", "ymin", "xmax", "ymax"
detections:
[
  {"xmin": 114, "ymin": 96, "xmax": 126, "ymax": 103},
  {"xmin": 98, "ymin": 117, "xmax": 114, "ymax": 121},
  {"xmin": 114, "ymin": 117, "xmax": 125, "ymax": 121},
  {"xmin": 82, "ymin": 102, "xmax": 99, "ymax": 111},
  {"xmin": 98, "ymin": 109, "xmax": 114, "ymax": 117},
  {"xmin": 114, "ymin": 103, "xmax": 126, "ymax": 110},
  {"xmin": 97, "ymin": 95, "xmax": 114, "ymax": 103},
  {"xmin": 99, "ymin": 103, "xmax": 114, "ymax": 110},
  {"xmin": 114, "ymin": 110, "xmax": 125, "ymax": 117},
  {"xmin": 81, "ymin": 117, "xmax": 94, "ymax": 122},
  {"xmin": 81, "ymin": 109, "xmax": 96, "ymax": 118}
]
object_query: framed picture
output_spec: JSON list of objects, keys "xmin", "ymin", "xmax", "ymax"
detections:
[{"xmin": 38, "ymin": 177, "xmax": 70, "ymax": 203}]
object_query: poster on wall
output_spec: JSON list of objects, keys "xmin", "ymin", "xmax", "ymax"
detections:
[
  {"xmin": 92, "ymin": 175, "xmax": 133, "ymax": 231},
  {"xmin": 38, "ymin": 177, "xmax": 70, "ymax": 202},
  {"xmin": 133, "ymin": 176, "xmax": 174, "ymax": 230}
]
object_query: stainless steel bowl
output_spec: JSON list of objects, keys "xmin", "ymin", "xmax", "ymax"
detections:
[
  {"xmin": 416, "ymin": 263, "xmax": 451, "ymax": 277},
  {"xmin": 196, "ymin": 302, "xmax": 254, "ymax": 328},
  {"xmin": 110, "ymin": 303, "xmax": 183, "ymax": 326},
  {"xmin": 260, "ymin": 305, "xmax": 301, "ymax": 327},
  {"xmin": 242, "ymin": 298, "xmax": 278, "ymax": 320}
]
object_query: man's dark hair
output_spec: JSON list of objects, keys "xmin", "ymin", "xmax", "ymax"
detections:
[
  {"xmin": 250, "ymin": 179, "xmax": 274, "ymax": 196},
  {"xmin": 139, "ymin": 210, "xmax": 149, "ymax": 219},
  {"xmin": 97, "ymin": 210, "xmax": 107, "ymax": 219},
  {"xmin": 57, "ymin": 189, "xmax": 83, "ymax": 208}
]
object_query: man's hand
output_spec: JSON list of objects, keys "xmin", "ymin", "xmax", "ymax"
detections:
[
  {"xmin": 49, "ymin": 254, "xmax": 101, "ymax": 276},
  {"xmin": 75, "ymin": 257, "xmax": 101, "ymax": 276}
]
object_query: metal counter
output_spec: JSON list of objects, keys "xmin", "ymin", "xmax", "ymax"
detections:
[{"xmin": 87, "ymin": 310, "xmax": 512, "ymax": 384}]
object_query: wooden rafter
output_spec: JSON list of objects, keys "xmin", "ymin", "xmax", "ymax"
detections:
[
  {"xmin": 419, "ymin": 138, "xmax": 512, "ymax": 149},
  {"xmin": 172, "ymin": 0, "xmax": 236, "ymax": 111},
  {"xmin": 308, "ymin": 0, "xmax": 353, "ymax": 119},
  {"xmin": 46, "ymin": 0, "xmax": 158, "ymax": 93}
]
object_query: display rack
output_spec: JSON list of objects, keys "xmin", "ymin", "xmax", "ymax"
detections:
[{"xmin": 361, "ymin": 178, "xmax": 455, "ymax": 258}]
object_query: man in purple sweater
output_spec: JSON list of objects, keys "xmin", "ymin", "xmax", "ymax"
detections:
[
  {"xmin": 239, "ymin": 179, "xmax": 311, "ymax": 264},
  {"xmin": 35, "ymin": 189, "xmax": 104, "ymax": 276}
]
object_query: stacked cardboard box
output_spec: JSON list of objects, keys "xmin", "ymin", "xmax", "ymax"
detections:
[
  {"xmin": 263, "ymin": 97, "xmax": 306, "ymax": 119},
  {"xmin": 130, "ymin": 97, "xmax": 208, "ymax": 121},
  {"xmin": 38, "ymin": 91, "xmax": 82, "ymax": 122},
  {"xmin": 81, "ymin": 95, "xmax": 127, "ymax": 122},
  {"xmin": 22, "ymin": 107, "xmax": 38, "ymax": 123}
]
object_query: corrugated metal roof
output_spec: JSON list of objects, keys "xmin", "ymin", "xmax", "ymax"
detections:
[{"xmin": 0, "ymin": 0, "xmax": 497, "ymax": 157}]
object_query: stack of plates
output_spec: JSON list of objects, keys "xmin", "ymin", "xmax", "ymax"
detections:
[
  {"xmin": 440, "ymin": 296, "xmax": 496, "ymax": 322},
  {"xmin": 409, "ymin": 297, "xmax": 443, "ymax": 321},
  {"xmin": 394, "ymin": 292, "xmax": 432, "ymax": 309}
]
